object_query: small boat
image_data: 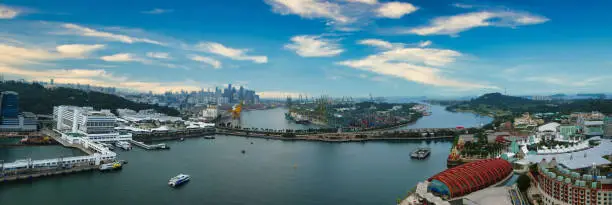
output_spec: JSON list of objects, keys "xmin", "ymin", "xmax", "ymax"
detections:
[
  {"xmin": 203, "ymin": 136, "xmax": 215, "ymax": 139},
  {"xmin": 168, "ymin": 174, "xmax": 191, "ymax": 187},
  {"xmin": 99, "ymin": 162, "xmax": 122, "ymax": 171},
  {"xmin": 179, "ymin": 138, "xmax": 185, "ymax": 141},
  {"xmin": 115, "ymin": 141, "xmax": 132, "ymax": 150},
  {"xmin": 411, "ymin": 147, "xmax": 431, "ymax": 160},
  {"xmin": 241, "ymin": 150, "xmax": 246, "ymax": 154}
]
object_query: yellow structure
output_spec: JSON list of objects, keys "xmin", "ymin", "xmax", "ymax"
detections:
[{"xmin": 231, "ymin": 101, "xmax": 243, "ymax": 119}]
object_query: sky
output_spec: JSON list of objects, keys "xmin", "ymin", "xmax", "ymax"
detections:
[{"xmin": 1, "ymin": 0, "xmax": 611, "ymax": 98}]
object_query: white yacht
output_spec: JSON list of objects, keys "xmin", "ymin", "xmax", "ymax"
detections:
[
  {"xmin": 115, "ymin": 141, "xmax": 131, "ymax": 150},
  {"xmin": 168, "ymin": 174, "xmax": 191, "ymax": 187}
]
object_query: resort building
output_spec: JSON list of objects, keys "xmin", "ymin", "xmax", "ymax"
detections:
[
  {"xmin": 427, "ymin": 158, "xmax": 514, "ymax": 199},
  {"xmin": 402, "ymin": 159, "xmax": 516, "ymax": 205},
  {"xmin": 53, "ymin": 105, "xmax": 131, "ymax": 142},
  {"xmin": 535, "ymin": 158, "xmax": 612, "ymax": 205},
  {"xmin": 514, "ymin": 113, "xmax": 542, "ymax": 130},
  {"xmin": 116, "ymin": 108, "xmax": 182, "ymax": 123}
]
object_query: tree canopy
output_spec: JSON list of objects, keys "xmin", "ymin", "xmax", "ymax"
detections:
[{"xmin": 0, "ymin": 81, "xmax": 180, "ymax": 116}]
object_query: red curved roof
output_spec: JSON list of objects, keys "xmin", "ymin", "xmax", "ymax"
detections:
[{"xmin": 428, "ymin": 158, "xmax": 512, "ymax": 198}]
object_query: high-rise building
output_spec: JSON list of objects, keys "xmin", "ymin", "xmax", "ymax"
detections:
[
  {"xmin": 0, "ymin": 91, "xmax": 37, "ymax": 132},
  {"xmin": 1, "ymin": 91, "xmax": 19, "ymax": 118}
]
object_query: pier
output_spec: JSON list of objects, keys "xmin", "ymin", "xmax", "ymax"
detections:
[
  {"xmin": 129, "ymin": 140, "xmax": 169, "ymax": 150},
  {"xmin": 1, "ymin": 129, "xmax": 119, "ymax": 183},
  {"xmin": 0, "ymin": 165, "xmax": 98, "ymax": 182}
]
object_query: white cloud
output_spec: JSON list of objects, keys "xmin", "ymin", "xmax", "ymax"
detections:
[
  {"xmin": 141, "ymin": 8, "xmax": 173, "ymax": 14},
  {"xmin": 338, "ymin": 39, "xmax": 496, "ymax": 89},
  {"xmin": 56, "ymin": 44, "xmax": 105, "ymax": 58},
  {"xmin": 0, "ymin": 4, "xmax": 19, "ymax": 19},
  {"xmin": 0, "ymin": 44, "xmax": 60, "ymax": 65},
  {"xmin": 418, "ymin": 40, "xmax": 432, "ymax": 47},
  {"xmin": 0, "ymin": 65, "xmax": 208, "ymax": 93},
  {"xmin": 452, "ymin": 3, "xmax": 473, "ymax": 9},
  {"xmin": 62, "ymin": 23, "xmax": 165, "ymax": 45},
  {"xmin": 346, "ymin": 0, "xmax": 378, "ymax": 5},
  {"xmin": 0, "ymin": 43, "xmax": 105, "ymax": 65},
  {"xmin": 376, "ymin": 2, "xmax": 418, "ymax": 19},
  {"xmin": 146, "ymin": 52, "xmax": 170, "ymax": 59},
  {"xmin": 358, "ymin": 39, "xmax": 395, "ymax": 49},
  {"xmin": 88, "ymin": 64, "xmax": 117, "ymax": 68},
  {"xmin": 189, "ymin": 55, "xmax": 222, "ymax": 69},
  {"xmin": 524, "ymin": 76, "xmax": 612, "ymax": 87},
  {"xmin": 264, "ymin": 0, "xmax": 352, "ymax": 24},
  {"xmin": 258, "ymin": 91, "xmax": 307, "ymax": 99},
  {"xmin": 403, "ymin": 11, "xmax": 549, "ymax": 36},
  {"xmin": 284, "ymin": 35, "xmax": 343, "ymax": 57},
  {"xmin": 100, "ymin": 53, "xmax": 148, "ymax": 63},
  {"xmin": 194, "ymin": 42, "xmax": 267, "ymax": 63}
]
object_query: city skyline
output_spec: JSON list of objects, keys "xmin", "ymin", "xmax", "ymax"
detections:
[{"xmin": 1, "ymin": 0, "xmax": 611, "ymax": 98}]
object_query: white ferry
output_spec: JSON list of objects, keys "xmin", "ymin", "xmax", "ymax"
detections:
[
  {"xmin": 115, "ymin": 141, "xmax": 132, "ymax": 150},
  {"xmin": 168, "ymin": 174, "xmax": 191, "ymax": 187}
]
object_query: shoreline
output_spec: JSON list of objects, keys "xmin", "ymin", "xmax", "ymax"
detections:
[{"xmin": 214, "ymin": 130, "xmax": 454, "ymax": 143}]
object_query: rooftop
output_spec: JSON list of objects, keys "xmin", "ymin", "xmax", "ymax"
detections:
[{"xmin": 518, "ymin": 138, "xmax": 612, "ymax": 169}]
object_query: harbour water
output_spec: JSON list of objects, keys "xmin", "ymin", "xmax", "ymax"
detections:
[
  {"xmin": 398, "ymin": 104, "xmax": 492, "ymax": 129},
  {"xmin": 0, "ymin": 136, "xmax": 451, "ymax": 205},
  {"xmin": 0, "ymin": 105, "xmax": 487, "ymax": 205},
  {"xmin": 240, "ymin": 107, "xmax": 321, "ymax": 130},
  {"xmin": 241, "ymin": 105, "xmax": 492, "ymax": 130}
]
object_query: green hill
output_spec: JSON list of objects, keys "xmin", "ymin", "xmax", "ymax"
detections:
[
  {"xmin": 0, "ymin": 81, "xmax": 180, "ymax": 116},
  {"xmin": 448, "ymin": 92, "xmax": 612, "ymax": 115}
]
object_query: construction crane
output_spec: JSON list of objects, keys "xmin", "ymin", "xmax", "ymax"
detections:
[{"xmin": 231, "ymin": 101, "xmax": 243, "ymax": 119}]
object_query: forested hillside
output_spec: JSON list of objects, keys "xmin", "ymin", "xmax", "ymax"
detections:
[{"xmin": 0, "ymin": 81, "xmax": 180, "ymax": 116}]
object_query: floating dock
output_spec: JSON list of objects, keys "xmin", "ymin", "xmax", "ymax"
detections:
[{"xmin": 129, "ymin": 140, "xmax": 170, "ymax": 150}]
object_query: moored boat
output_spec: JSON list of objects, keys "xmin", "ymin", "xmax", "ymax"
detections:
[
  {"xmin": 115, "ymin": 141, "xmax": 132, "ymax": 150},
  {"xmin": 99, "ymin": 162, "xmax": 122, "ymax": 171}
]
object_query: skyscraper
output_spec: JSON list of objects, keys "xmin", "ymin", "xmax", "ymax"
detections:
[{"xmin": 0, "ymin": 91, "xmax": 19, "ymax": 118}]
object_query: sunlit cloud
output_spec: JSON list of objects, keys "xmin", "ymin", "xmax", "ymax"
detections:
[
  {"xmin": 189, "ymin": 55, "xmax": 222, "ymax": 69},
  {"xmin": 284, "ymin": 35, "xmax": 344, "ymax": 57},
  {"xmin": 61, "ymin": 23, "xmax": 166, "ymax": 45},
  {"xmin": 339, "ymin": 39, "xmax": 496, "ymax": 89},
  {"xmin": 394, "ymin": 11, "xmax": 548, "ymax": 36},
  {"xmin": 0, "ymin": 4, "xmax": 19, "ymax": 19},
  {"xmin": 193, "ymin": 42, "xmax": 268, "ymax": 63},
  {"xmin": 141, "ymin": 8, "xmax": 173, "ymax": 15}
]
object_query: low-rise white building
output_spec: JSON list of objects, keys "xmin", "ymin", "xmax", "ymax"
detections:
[{"xmin": 53, "ymin": 106, "xmax": 131, "ymax": 142}]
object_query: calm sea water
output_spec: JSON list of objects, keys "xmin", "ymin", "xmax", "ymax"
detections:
[
  {"xmin": 0, "ymin": 136, "xmax": 451, "ymax": 205},
  {"xmin": 241, "ymin": 105, "xmax": 492, "ymax": 130},
  {"xmin": 0, "ymin": 105, "xmax": 486, "ymax": 205},
  {"xmin": 397, "ymin": 104, "xmax": 492, "ymax": 129}
]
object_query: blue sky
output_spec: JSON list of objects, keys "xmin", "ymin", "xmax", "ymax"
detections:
[{"xmin": 1, "ymin": 0, "xmax": 611, "ymax": 98}]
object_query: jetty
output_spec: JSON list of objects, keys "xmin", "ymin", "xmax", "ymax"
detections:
[{"xmin": 129, "ymin": 140, "xmax": 170, "ymax": 150}]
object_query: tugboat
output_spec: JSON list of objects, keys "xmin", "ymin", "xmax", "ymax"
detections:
[
  {"xmin": 168, "ymin": 174, "xmax": 191, "ymax": 187},
  {"xmin": 411, "ymin": 147, "xmax": 431, "ymax": 159}
]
